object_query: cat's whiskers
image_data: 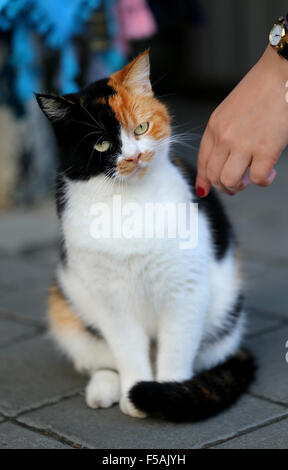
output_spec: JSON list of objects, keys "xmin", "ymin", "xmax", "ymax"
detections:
[
  {"xmin": 94, "ymin": 171, "xmax": 115, "ymax": 196},
  {"xmin": 172, "ymin": 122, "xmax": 205, "ymax": 132},
  {"xmin": 71, "ymin": 119, "xmax": 102, "ymax": 130},
  {"xmin": 86, "ymin": 147, "xmax": 95, "ymax": 171},
  {"xmin": 153, "ymin": 130, "xmax": 201, "ymax": 153},
  {"xmin": 151, "ymin": 72, "xmax": 169, "ymax": 89},
  {"xmin": 71, "ymin": 131, "xmax": 100, "ymax": 159},
  {"xmin": 80, "ymin": 104, "xmax": 106, "ymax": 131}
]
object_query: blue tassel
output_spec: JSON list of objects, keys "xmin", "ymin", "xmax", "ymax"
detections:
[
  {"xmin": 60, "ymin": 41, "xmax": 79, "ymax": 95},
  {"xmin": 0, "ymin": 0, "xmax": 127, "ymax": 102},
  {"xmin": 11, "ymin": 24, "xmax": 39, "ymax": 102}
]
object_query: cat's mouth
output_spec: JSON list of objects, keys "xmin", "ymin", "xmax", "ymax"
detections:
[{"xmin": 116, "ymin": 151, "xmax": 154, "ymax": 177}]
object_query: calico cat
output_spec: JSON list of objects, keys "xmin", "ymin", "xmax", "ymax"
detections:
[{"xmin": 36, "ymin": 51, "xmax": 255, "ymax": 421}]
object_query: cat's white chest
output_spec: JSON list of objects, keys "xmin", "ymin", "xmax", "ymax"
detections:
[
  {"xmin": 59, "ymin": 160, "xmax": 199, "ymax": 337},
  {"xmin": 62, "ymin": 160, "xmax": 193, "ymax": 258}
]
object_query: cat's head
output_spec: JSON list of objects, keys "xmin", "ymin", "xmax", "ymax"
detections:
[{"xmin": 36, "ymin": 51, "xmax": 171, "ymax": 181}]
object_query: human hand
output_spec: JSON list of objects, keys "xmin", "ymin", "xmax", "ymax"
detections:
[{"xmin": 196, "ymin": 45, "xmax": 288, "ymax": 197}]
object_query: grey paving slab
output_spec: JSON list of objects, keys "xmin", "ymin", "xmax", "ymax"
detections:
[
  {"xmin": 0, "ymin": 282, "xmax": 49, "ymax": 325},
  {"xmin": 0, "ymin": 422, "xmax": 70, "ymax": 449},
  {"xmin": 0, "ymin": 202, "xmax": 59, "ymax": 254},
  {"xmin": 222, "ymin": 153, "xmax": 288, "ymax": 264},
  {"xmin": 0, "ymin": 317, "xmax": 38, "ymax": 348},
  {"xmin": 0, "ymin": 335, "xmax": 85, "ymax": 417},
  {"xmin": 246, "ymin": 310, "xmax": 283, "ymax": 337},
  {"xmin": 242, "ymin": 260, "xmax": 288, "ymax": 319},
  {"xmin": 22, "ymin": 246, "xmax": 59, "ymax": 270},
  {"xmin": 213, "ymin": 417, "xmax": 288, "ymax": 449},
  {"xmin": 19, "ymin": 394, "xmax": 287, "ymax": 449},
  {"xmin": 0, "ymin": 255, "xmax": 53, "ymax": 290},
  {"xmin": 247, "ymin": 326, "xmax": 288, "ymax": 405}
]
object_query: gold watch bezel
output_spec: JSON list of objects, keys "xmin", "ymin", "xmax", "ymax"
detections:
[{"xmin": 269, "ymin": 17, "xmax": 287, "ymax": 49}]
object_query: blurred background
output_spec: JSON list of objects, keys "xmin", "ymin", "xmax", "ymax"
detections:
[
  {"xmin": 0, "ymin": 0, "xmax": 288, "ymax": 449},
  {"xmin": 0, "ymin": 0, "xmax": 287, "ymax": 209}
]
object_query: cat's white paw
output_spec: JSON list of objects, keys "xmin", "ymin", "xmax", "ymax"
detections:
[
  {"xmin": 86, "ymin": 370, "xmax": 120, "ymax": 409},
  {"xmin": 120, "ymin": 395, "xmax": 147, "ymax": 418}
]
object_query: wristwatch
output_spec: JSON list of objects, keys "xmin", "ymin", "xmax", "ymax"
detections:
[{"xmin": 269, "ymin": 16, "xmax": 288, "ymax": 60}]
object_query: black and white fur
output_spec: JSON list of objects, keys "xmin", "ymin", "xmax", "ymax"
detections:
[{"xmin": 36, "ymin": 53, "xmax": 254, "ymax": 421}]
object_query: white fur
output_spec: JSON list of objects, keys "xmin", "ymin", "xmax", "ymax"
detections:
[
  {"xmin": 86, "ymin": 370, "xmax": 120, "ymax": 409},
  {"xmin": 52, "ymin": 131, "xmax": 243, "ymax": 417}
]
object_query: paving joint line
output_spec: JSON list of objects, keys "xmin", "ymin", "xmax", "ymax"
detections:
[
  {"xmin": 0, "ymin": 389, "xmax": 83, "ymax": 420},
  {"xmin": 242, "ymin": 252, "xmax": 288, "ymax": 268},
  {"xmin": 7, "ymin": 416, "xmax": 85, "ymax": 449},
  {"xmin": 0, "ymin": 310, "xmax": 46, "ymax": 328},
  {"xmin": 17, "ymin": 390, "xmax": 83, "ymax": 418},
  {"xmin": 203, "ymin": 412, "xmax": 288, "ymax": 448},
  {"xmin": 0, "ymin": 330, "xmax": 45, "ymax": 350},
  {"xmin": 0, "ymin": 330, "xmax": 48, "ymax": 351},
  {"xmin": 0, "ymin": 242, "xmax": 58, "ymax": 259},
  {"xmin": 246, "ymin": 322, "xmax": 288, "ymax": 340},
  {"xmin": 248, "ymin": 391, "xmax": 288, "ymax": 409},
  {"xmin": 247, "ymin": 307, "xmax": 288, "ymax": 324}
]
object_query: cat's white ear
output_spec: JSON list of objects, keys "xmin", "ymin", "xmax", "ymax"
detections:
[
  {"xmin": 121, "ymin": 50, "xmax": 152, "ymax": 96},
  {"xmin": 35, "ymin": 94, "xmax": 75, "ymax": 122}
]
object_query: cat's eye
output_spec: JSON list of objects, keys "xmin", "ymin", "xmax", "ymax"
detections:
[
  {"xmin": 134, "ymin": 122, "xmax": 149, "ymax": 136},
  {"xmin": 94, "ymin": 141, "xmax": 111, "ymax": 152}
]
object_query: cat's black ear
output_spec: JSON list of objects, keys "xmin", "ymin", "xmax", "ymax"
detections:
[{"xmin": 35, "ymin": 93, "xmax": 75, "ymax": 123}]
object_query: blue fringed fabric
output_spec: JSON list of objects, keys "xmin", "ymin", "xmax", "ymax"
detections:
[
  {"xmin": 11, "ymin": 24, "xmax": 39, "ymax": 102},
  {"xmin": 0, "ymin": 0, "xmax": 104, "ymax": 101},
  {"xmin": 100, "ymin": 0, "xmax": 126, "ymax": 74}
]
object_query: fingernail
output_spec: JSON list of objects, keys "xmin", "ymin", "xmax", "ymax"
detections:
[
  {"xmin": 267, "ymin": 169, "xmax": 277, "ymax": 184},
  {"xmin": 196, "ymin": 186, "xmax": 206, "ymax": 197},
  {"xmin": 242, "ymin": 174, "xmax": 250, "ymax": 187}
]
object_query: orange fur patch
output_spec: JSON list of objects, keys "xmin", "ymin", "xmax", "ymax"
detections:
[
  {"xmin": 137, "ymin": 167, "xmax": 148, "ymax": 178},
  {"xmin": 107, "ymin": 76, "xmax": 171, "ymax": 140},
  {"xmin": 48, "ymin": 285, "xmax": 84, "ymax": 333},
  {"xmin": 140, "ymin": 151, "xmax": 154, "ymax": 162},
  {"xmin": 117, "ymin": 158, "xmax": 138, "ymax": 175},
  {"xmin": 117, "ymin": 151, "xmax": 155, "ymax": 176}
]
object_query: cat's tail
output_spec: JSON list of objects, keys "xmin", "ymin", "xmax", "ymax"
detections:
[{"xmin": 129, "ymin": 349, "xmax": 255, "ymax": 422}]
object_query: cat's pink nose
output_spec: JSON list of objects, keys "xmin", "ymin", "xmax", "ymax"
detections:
[{"xmin": 125, "ymin": 153, "xmax": 141, "ymax": 164}]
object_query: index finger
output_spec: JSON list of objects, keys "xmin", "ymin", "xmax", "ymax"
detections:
[{"xmin": 196, "ymin": 126, "xmax": 214, "ymax": 197}]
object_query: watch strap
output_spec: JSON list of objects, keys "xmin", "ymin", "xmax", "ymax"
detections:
[{"xmin": 278, "ymin": 41, "xmax": 288, "ymax": 60}]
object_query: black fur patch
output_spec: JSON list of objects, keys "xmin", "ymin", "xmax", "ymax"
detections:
[
  {"xmin": 36, "ymin": 78, "xmax": 121, "ymax": 181},
  {"xmin": 85, "ymin": 324, "xmax": 103, "ymax": 339},
  {"xmin": 199, "ymin": 188, "xmax": 234, "ymax": 260},
  {"xmin": 79, "ymin": 78, "xmax": 116, "ymax": 102},
  {"xmin": 202, "ymin": 293, "xmax": 244, "ymax": 346},
  {"xmin": 59, "ymin": 239, "xmax": 67, "ymax": 266},
  {"xmin": 55, "ymin": 173, "xmax": 67, "ymax": 218},
  {"xmin": 171, "ymin": 156, "xmax": 234, "ymax": 260},
  {"xmin": 129, "ymin": 349, "xmax": 256, "ymax": 422},
  {"xmin": 55, "ymin": 174, "xmax": 68, "ymax": 264}
]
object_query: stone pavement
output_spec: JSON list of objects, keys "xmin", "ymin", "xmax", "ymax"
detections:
[{"xmin": 0, "ymin": 98, "xmax": 287, "ymax": 449}]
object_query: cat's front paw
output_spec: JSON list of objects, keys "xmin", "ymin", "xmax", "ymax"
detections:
[
  {"xmin": 120, "ymin": 394, "xmax": 147, "ymax": 418},
  {"xmin": 86, "ymin": 370, "xmax": 120, "ymax": 409}
]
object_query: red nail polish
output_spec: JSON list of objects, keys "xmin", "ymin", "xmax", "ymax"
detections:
[{"xmin": 196, "ymin": 186, "xmax": 206, "ymax": 197}]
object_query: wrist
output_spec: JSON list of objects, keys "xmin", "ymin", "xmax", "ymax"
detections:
[{"xmin": 261, "ymin": 44, "xmax": 288, "ymax": 83}]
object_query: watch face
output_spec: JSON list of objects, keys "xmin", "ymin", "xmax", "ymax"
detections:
[{"xmin": 270, "ymin": 24, "xmax": 284, "ymax": 46}]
